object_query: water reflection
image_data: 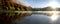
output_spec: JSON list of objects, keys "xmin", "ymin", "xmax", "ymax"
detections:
[
  {"xmin": 0, "ymin": 11, "xmax": 60, "ymax": 24},
  {"xmin": 13, "ymin": 14, "xmax": 51, "ymax": 24},
  {"xmin": 0, "ymin": 12, "xmax": 32, "ymax": 24}
]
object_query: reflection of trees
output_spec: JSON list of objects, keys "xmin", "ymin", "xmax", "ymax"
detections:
[{"xmin": 0, "ymin": 12, "xmax": 32, "ymax": 24}]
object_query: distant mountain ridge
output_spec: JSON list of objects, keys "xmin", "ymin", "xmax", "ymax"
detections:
[{"xmin": 32, "ymin": 7, "xmax": 60, "ymax": 11}]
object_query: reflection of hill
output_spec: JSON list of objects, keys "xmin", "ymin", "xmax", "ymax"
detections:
[{"xmin": 0, "ymin": 12, "xmax": 32, "ymax": 24}]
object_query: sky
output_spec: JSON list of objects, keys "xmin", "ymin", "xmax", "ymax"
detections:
[{"xmin": 19, "ymin": 0, "xmax": 60, "ymax": 8}]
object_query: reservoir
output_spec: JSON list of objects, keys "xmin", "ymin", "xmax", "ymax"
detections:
[{"xmin": 1, "ymin": 11, "xmax": 60, "ymax": 24}]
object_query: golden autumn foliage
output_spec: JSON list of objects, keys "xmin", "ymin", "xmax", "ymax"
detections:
[{"xmin": 0, "ymin": 0, "xmax": 32, "ymax": 11}]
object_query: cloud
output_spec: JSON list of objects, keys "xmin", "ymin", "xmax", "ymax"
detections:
[
  {"xmin": 19, "ymin": 0, "xmax": 60, "ymax": 8},
  {"xmin": 47, "ymin": 0, "xmax": 60, "ymax": 7}
]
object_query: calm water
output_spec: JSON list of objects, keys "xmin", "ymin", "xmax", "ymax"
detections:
[
  {"xmin": 11, "ymin": 13, "xmax": 60, "ymax": 24},
  {"xmin": 1, "ymin": 12, "xmax": 60, "ymax": 24},
  {"xmin": 11, "ymin": 14, "xmax": 52, "ymax": 24}
]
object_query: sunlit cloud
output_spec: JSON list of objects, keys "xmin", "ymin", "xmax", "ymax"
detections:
[
  {"xmin": 48, "ymin": 2, "xmax": 58, "ymax": 7},
  {"xmin": 48, "ymin": 0, "xmax": 59, "ymax": 7}
]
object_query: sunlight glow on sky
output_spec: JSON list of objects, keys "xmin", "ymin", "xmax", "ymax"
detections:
[
  {"xmin": 47, "ymin": 0, "xmax": 59, "ymax": 9},
  {"xmin": 19, "ymin": 0, "xmax": 60, "ymax": 8}
]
